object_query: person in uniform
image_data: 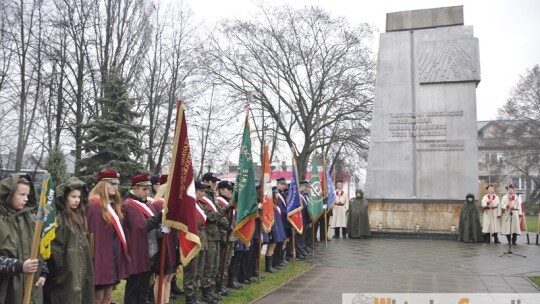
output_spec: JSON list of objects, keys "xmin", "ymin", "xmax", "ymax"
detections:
[
  {"xmin": 276, "ymin": 178, "xmax": 294, "ymax": 261},
  {"xmin": 0, "ymin": 173, "xmax": 46, "ymax": 304},
  {"xmin": 500, "ymin": 184, "xmax": 522, "ymax": 245},
  {"xmin": 151, "ymin": 174, "xmax": 182, "ymax": 303},
  {"xmin": 457, "ymin": 193, "xmax": 482, "ymax": 243},
  {"xmin": 270, "ymin": 186, "xmax": 287, "ymax": 270},
  {"xmin": 330, "ymin": 180, "xmax": 348, "ymax": 238},
  {"xmin": 87, "ymin": 169, "xmax": 130, "ymax": 304},
  {"xmin": 122, "ymin": 173, "xmax": 162, "ymax": 304},
  {"xmin": 184, "ymin": 180, "xmax": 209, "ymax": 304},
  {"xmin": 347, "ymin": 189, "xmax": 371, "ymax": 239},
  {"xmin": 44, "ymin": 177, "xmax": 94, "ymax": 304},
  {"xmin": 298, "ymin": 180, "xmax": 312, "ymax": 255},
  {"xmin": 481, "ymin": 184, "xmax": 501, "ymax": 243}
]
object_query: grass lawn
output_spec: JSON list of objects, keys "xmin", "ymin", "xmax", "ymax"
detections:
[
  {"xmin": 528, "ymin": 276, "xmax": 540, "ymax": 288},
  {"xmin": 479, "ymin": 215, "xmax": 539, "ymax": 233},
  {"xmin": 111, "ymin": 259, "xmax": 312, "ymax": 303}
]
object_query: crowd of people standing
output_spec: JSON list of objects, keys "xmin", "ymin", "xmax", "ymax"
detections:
[{"xmin": 0, "ymin": 169, "xmax": 371, "ymax": 304}]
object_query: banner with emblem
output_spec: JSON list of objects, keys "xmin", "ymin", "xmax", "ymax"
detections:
[
  {"xmin": 307, "ymin": 160, "xmax": 324, "ymax": 222},
  {"xmin": 39, "ymin": 177, "xmax": 56, "ymax": 259},
  {"xmin": 231, "ymin": 111, "xmax": 259, "ymax": 245},
  {"xmin": 287, "ymin": 156, "xmax": 303, "ymax": 234},
  {"xmin": 324, "ymin": 161, "xmax": 336, "ymax": 208},
  {"xmin": 261, "ymin": 142, "xmax": 274, "ymax": 233},
  {"xmin": 163, "ymin": 101, "xmax": 201, "ymax": 266}
]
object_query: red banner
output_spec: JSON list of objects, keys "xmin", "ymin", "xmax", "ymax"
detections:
[
  {"xmin": 163, "ymin": 101, "xmax": 201, "ymax": 266},
  {"xmin": 261, "ymin": 142, "xmax": 274, "ymax": 233}
]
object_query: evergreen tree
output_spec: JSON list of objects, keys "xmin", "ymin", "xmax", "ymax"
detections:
[
  {"xmin": 45, "ymin": 148, "xmax": 69, "ymax": 184},
  {"xmin": 78, "ymin": 73, "xmax": 146, "ymax": 190}
]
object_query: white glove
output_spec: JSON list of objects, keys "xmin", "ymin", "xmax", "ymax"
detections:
[{"xmin": 161, "ymin": 226, "xmax": 171, "ymax": 234}]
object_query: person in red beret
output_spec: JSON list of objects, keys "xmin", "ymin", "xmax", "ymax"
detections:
[
  {"xmin": 86, "ymin": 168, "xmax": 130, "ymax": 303},
  {"xmin": 481, "ymin": 184, "xmax": 502, "ymax": 243},
  {"xmin": 500, "ymin": 184, "xmax": 522, "ymax": 245},
  {"xmin": 122, "ymin": 173, "xmax": 162, "ymax": 304}
]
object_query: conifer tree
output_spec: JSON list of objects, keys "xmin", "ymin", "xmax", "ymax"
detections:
[
  {"xmin": 45, "ymin": 148, "xmax": 69, "ymax": 184},
  {"xmin": 78, "ymin": 73, "xmax": 146, "ymax": 189}
]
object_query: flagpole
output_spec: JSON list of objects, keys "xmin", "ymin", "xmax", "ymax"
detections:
[
  {"xmin": 156, "ymin": 232, "xmax": 168, "ymax": 304},
  {"xmin": 312, "ymin": 222, "xmax": 315, "ymax": 258},
  {"xmin": 23, "ymin": 177, "xmax": 49, "ymax": 304},
  {"xmin": 258, "ymin": 228, "xmax": 263, "ymax": 280},
  {"xmin": 292, "ymin": 232, "xmax": 296, "ymax": 268},
  {"xmin": 324, "ymin": 209, "xmax": 328, "ymax": 248},
  {"xmin": 217, "ymin": 210, "xmax": 234, "ymax": 301}
]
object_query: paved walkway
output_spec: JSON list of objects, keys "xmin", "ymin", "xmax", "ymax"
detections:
[{"xmin": 254, "ymin": 236, "xmax": 540, "ymax": 304}]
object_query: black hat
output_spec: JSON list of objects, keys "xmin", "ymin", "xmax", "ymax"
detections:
[
  {"xmin": 299, "ymin": 180, "xmax": 310, "ymax": 186},
  {"xmin": 272, "ymin": 186, "xmax": 278, "ymax": 193},
  {"xmin": 276, "ymin": 177, "xmax": 286, "ymax": 184},
  {"xmin": 195, "ymin": 180, "xmax": 209, "ymax": 190},
  {"xmin": 217, "ymin": 180, "xmax": 234, "ymax": 191},
  {"xmin": 202, "ymin": 172, "xmax": 221, "ymax": 182}
]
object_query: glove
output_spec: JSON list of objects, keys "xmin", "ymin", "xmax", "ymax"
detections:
[
  {"xmin": 226, "ymin": 227, "xmax": 233, "ymax": 235},
  {"xmin": 161, "ymin": 226, "xmax": 171, "ymax": 234},
  {"xmin": 225, "ymin": 204, "xmax": 235, "ymax": 213}
]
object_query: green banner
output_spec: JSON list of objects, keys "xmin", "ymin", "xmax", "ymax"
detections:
[{"xmin": 308, "ymin": 161, "xmax": 324, "ymax": 222}]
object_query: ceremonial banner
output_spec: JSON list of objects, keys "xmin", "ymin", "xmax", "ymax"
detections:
[
  {"xmin": 39, "ymin": 178, "xmax": 56, "ymax": 259},
  {"xmin": 324, "ymin": 163, "xmax": 336, "ymax": 208},
  {"xmin": 287, "ymin": 157, "xmax": 303, "ymax": 234},
  {"xmin": 307, "ymin": 161, "xmax": 324, "ymax": 222},
  {"xmin": 231, "ymin": 112, "xmax": 259, "ymax": 244},
  {"xmin": 261, "ymin": 142, "xmax": 274, "ymax": 233},
  {"xmin": 163, "ymin": 101, "xmax": 201, "ymax": 266}
]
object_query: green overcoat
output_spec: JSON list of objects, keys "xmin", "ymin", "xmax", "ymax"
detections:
[
  {"xmin": 43, "ymin": 177, "xmax": 94, "ymax": 304},
  {"xmin": 0, "ymin": 173, "xmax": 43, "ymax": 304}
]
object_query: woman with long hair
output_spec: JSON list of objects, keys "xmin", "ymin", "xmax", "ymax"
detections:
[
  {"xmin": 44, "ymin": 177, "xmax": 94, "ymax": 303},
  {"xmin": 86, "ymin": 169, "xmax": 130, "ymax": 304}
]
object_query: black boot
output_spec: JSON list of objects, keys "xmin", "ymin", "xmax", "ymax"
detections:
[
  {"xmin": 493, "ymin": 233, "xmax": 501, "ymax": 244},
  {"xmin": 217, "ymin": 285, "xmax": 231, "ymax": 296},
  {"xmin": 171, "ymin": 275, "xmax": 184, "ymax": 295},
  {"xmin": 281, "ymin": 246, "xmax": 289, "ymax": 265},
  {"xmin": 512, "ymin": 233, "xmax": 518, "ymax": 245},
  {"xmin": 506, "ymin": 234, "xmax": 511, "ymax": 244},
  {"xmin": 227, "ymin": 254, "xmax": 243, "ymax": 290},
  {"xmin": 201, "ymin": 287, "xmax": 217, "ymax": 304},
  {"xmin": 185, "ymin": 294, "xmax": 203, "ymax": 304},
  {"xmin": 265, "ymin": 256, "xmax": 278, "ymax": 273},
  {"xmin": 482, "ymin": 233, "xmax": 490, "ymax": 243},
  {"xmin": 342, "ymin": 227, "xmax": 348, "ymax": 238},
  {"xmin": 333, "ymin": 228, "xmax": 340, "ymax": 238}
]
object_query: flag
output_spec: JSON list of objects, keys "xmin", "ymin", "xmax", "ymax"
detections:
[
  {"xmin": 307, "ymin": 160, "xmax": 324, "ymax": 222},
  {"xmin": 261, "ymin": 142, "xmax": 274, "ymax": 233},
  {"xmin": 231, "ymin": 112, "xmax": 259, "ymax": 245},
  {"xmin": 39, "ymin": 177, "xmax": 56, "ymax": 259},
  {"xmin": 324, "ymin": 163, "xmax": 336, "ymax": 208},
  {"xmin": 163, "ymin": 101, "xmax": 201, "ymax": 266},
  {"xmin": 287, "ymin": 156, "xmax": 303, "ymax": 234}
]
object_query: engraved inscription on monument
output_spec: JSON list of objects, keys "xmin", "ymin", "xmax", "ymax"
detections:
[{"xmin": 388, "ymin": 110, "xmax": 463, "ymax": 138}]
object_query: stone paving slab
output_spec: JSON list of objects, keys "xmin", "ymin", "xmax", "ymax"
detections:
[{"xmin": 254, "ymin": 237, "xmax": 540, "ymax": 303}]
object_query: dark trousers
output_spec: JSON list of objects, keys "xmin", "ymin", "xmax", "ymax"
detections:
[
  {"xmin": 124, "ymin": 271, "xmax": 152, "ymax": 304},
  {"xmin": 238, "ymin": 251, "xmax": 250, "ymax": 281},
  {"xmin": 317, "ymin": 212, "xmax": 329, "ymax": 240}
]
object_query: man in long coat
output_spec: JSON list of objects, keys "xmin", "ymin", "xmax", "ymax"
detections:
[
  {"xmin": 347, "ymin": 189, "xmax": 371, "ymax": 239},
  {"xmin": 330, "ymin": 180, "xmax": 348, "ymax": 238}
]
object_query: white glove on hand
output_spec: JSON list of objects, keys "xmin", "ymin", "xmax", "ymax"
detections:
[{"xmin": 161, "ymin": 226, "xmax": 171, "ymax": 234}]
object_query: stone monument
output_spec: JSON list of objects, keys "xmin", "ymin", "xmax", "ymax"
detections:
[{"xmin": 365, "ymin": 6, "xmax": 480, "ymax": 231}]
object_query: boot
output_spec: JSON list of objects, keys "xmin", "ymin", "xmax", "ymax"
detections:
[
  {"xmin": 512, "ymin": 233, "xmax": 518, "ymax": 245},
  {"xmin": 333, "ymin": 228, "xmax": 340, "ymax": 238},
  {"xmin": 493, "ymin": 233, "xmax": 501, "ymax": 244},
  {"xmin": 482, "ymin": 233, "xmax": 490, "ymax": 243},
  {"xmin": 217, "ymin": 285, "xmax": 231, "ymax": 296},
  {"xmin": 171, "ymin": 276, "xmax": 184, "ymax": 295},
  {"xmin": 280, "ymin": 247, "xmax": 289, "ymax": 265},
  {"xmin": 185, "ymin": 294, "xmax": 203, "ymax": 304},
  {"xmin": 342, "ymin": 227, "xmax": 348, "ymax": 238},
  {"xmin": 201, "ymin": 287, "xmax": 217, "ymax": 304},
  {"xmin": 265, "ymin": 256, "xmax": 278, "ymax": 273},
  {"xmin": 506, "ymin": 234, "xmax": 511, "ymax": 244}
]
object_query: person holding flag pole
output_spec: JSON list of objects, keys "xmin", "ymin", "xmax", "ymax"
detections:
[
  {"xmin": 321, "ymin": 160, "xmax": 336, "ymax": 248},
  {"xmin": 159, "ymin": 100, "xmax": 202, "ymax": 304},
  {"xmin": 1, "ymin": 173, "xmax": 46, "ymax": 304},
  {"xmin": 286, "ymin": 154, "xmax": 304, "ymax": 267}
]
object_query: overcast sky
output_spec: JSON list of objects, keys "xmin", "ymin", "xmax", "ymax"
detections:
[{"xmin": 184, "ymin": 0, "xmax": 540, "ymax": 121}]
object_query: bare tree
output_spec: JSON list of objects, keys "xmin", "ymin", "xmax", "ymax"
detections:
[
  {"xmin": 203, "ymin": 5, "xmax": 375, "ymax": 177},
  {"xmin": 497, "ymin": 65, "xmax": 540, "ymax": 204}
]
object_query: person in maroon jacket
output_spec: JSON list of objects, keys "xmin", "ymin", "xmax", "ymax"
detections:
[
  {"xmin": 122, "ymin": 174, "xmax": 162, "ymax": 304},
  {"xmin": 87, "ymin": 169, "xmax": 130, "ymax": 304}
]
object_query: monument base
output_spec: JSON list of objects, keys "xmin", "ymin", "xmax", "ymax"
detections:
[{"xmin": 368, "ymin": 200, "xmax": 462, "ymax": 232}]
